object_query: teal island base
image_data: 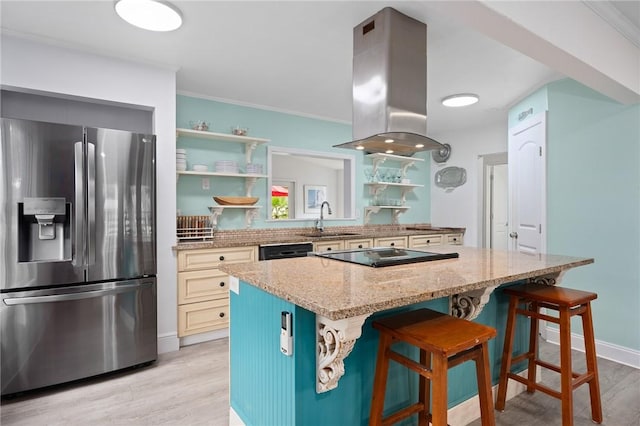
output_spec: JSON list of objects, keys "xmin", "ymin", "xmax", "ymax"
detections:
[{"xmin": 229, "ymin": 280, "xmax": 530, "ymax": 426}]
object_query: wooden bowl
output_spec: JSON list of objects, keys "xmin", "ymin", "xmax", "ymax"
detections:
[{"xmin": 213, "ymin": 196, "xmax": 259, "ymax": 206}]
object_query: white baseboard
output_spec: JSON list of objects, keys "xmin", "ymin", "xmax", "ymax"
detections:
[
  {"xmin": 157, "ymin": 332, "xmax": 179, "ymax": 354},
  {"xmin": 229, "ymin": 407, "xmax": 245, "ymax": 426},
  {"xmin": 180, "ymin": 328, "xmax": 229, "ymax": 347},
  {"xmin": 448, "ymin": 369, "xmax": 536, "ymax": 426},
  {"xmin": 544, "ymin": 325, "xmax": 640, "ymax": 369}
]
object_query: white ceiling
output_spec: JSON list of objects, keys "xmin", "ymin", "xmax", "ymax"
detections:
[{"xmin": 1, "ymin": 1, "xmax": 638, "ymax": 135}]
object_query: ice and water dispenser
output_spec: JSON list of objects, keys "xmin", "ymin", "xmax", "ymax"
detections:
[{"xmin": 18, "ymin": 197, "xmax": 72, "ymax": 262}]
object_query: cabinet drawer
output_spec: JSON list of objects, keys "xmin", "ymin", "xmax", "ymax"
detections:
[
  {"xmin": 178, "ymin": 269, "xmax": 228, "ymax": 305},
  {"xmin": 373, "ymin": 236, "xmax": 407, "ymax": 248},
  {"xmin": 177, "ymin": 246, "xmax": 257, "ymax": 271},
  {"xmin": 313, "ymin": 240, "xmax": 344, "ymax": 252},
  {"xmin": 445, "ymin": 234, "xmax": 463, "ymax": 245},
  {"xmin": 178, "ymin": 299, "xmax": 229, "ymax": 337},
  {"xmin": 409, "ymin": 235, "xmax": 443, "ymax": 248},
  {"xmin": 345, "ymin": 239, "xmax": 374, "ymax": 250}
]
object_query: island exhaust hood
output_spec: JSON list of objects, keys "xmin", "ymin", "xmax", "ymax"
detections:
[{"xmin": 334, "ymin": 7, "xmax": 447, "ymax": 156}]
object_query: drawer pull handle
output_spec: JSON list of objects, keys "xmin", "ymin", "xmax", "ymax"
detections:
[
  {"xmin": 219, "ymin": 312, "xmax": 225, "ymax": 318},
  {"xmin": 358, "ymin": 244, "xmax": 363, "ymax": 249},
  {"xmin": 219, "ymin": 255, "xmax": 225, "ymax": 261},
  {"xmin": 390, "ymin": 242, "xmax": 395, "ymax": 247},
  {"xmin": 426, "ymin": 240, "xmax": 430, "ymax": 243},
  {"xmin": 453, "ymin": 238, "xmax": 457, "ymax": 241},
  {"xmin": 219, "ymin": 282, "xmax": 225, "ymax": 287}
]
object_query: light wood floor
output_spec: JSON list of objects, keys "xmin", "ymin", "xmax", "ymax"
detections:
[
  {"xmin": 1, "ymin": 339, "xmax": 230, "ymax": 426},
  {"xmin": 1, "ymin": 338, "xmax": 638, "ymax": 425}
]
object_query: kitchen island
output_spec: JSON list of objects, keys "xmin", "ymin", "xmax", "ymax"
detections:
[{"xmin": 219, "ymin": 246, "xmax": 593, "ymax": 426}]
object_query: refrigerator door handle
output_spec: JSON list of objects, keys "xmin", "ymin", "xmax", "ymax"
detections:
[
  {"xmin": 87, "ymin": 142, "xmax": 96, "ymax": 265},
  {"xmin": 73, "ymin": 141, "xmax": 85, "ymax": 267},
  {"xmin": 3, "ymin": 282, "xmax": 153, "ymax": 305}
]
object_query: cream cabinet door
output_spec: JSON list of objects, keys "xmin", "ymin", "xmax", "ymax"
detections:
[
  {"xmin": 445, "ymin": 234, "xmax": 464, "ymax": 245},
  {"xmin": 313, "ymin": 240, "xmax": 344, "ymax": 252},
  {"xmin": 345, "ymin": 239, "xmax": 374, "ymax": 249},
  {"xmin": 177, "ymin": 246, "xmax": 257, "ymax": 271},
  {"xmin": 178, "ymin": 299, "xmax": 229, "ymax": 337},
  {"xmin": 408, "ymin": 234, "xmax": 443, "ymax": 249},
  {"xmin": 176, "ymin": 245, "xmax": 256, "ymax": 339},
  {"xmin": 373, "ymin": 236, "xmax": 407, "ymax": 248},
  {"xmin": 178, "ymin": 269, "xmax": 229, "ymax": 305}
]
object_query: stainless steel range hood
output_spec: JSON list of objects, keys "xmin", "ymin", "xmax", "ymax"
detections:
[{"xmin": 334, "ymin": 7, "xmax": 446, "ymax": 156}]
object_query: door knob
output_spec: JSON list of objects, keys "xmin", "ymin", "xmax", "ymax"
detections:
[{"xmin": 509, "ymin": 232, "xmax": 518, "ymax": 239}]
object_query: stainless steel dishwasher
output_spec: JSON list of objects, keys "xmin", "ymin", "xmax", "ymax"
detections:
[{"xmin": 258, "ymin": 242, "xmax": 314, "ymax": 260}]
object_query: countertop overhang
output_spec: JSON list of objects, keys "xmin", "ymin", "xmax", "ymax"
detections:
[{"xmin": 219, "ymin": 246, "xmax": 593, "ymax": 321}]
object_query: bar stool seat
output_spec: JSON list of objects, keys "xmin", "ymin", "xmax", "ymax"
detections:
[
  {"xmin": 369, "ymin": 308, "xmax": 497, "ymax": 426},
  {"xmin": 495, "ymin": 283, "xmax": 602, "ymax": 425}
]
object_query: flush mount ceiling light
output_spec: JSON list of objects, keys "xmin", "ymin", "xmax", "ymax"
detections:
[
  {"xmin": 115, "ymin": 0, "xmax": 183, "ymax": 32},
  {"xmin": 441, "ymin": 94, "xmax": 479, "ymax": 107}
]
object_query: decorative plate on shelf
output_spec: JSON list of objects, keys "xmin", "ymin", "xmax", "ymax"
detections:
[
  {"xmin": 213, "ymin": 196, "xmax": 259, "ymax": 206},
  {"xmin": 435, "ymin": 166, "xmax": 467, "ymax": 190}
]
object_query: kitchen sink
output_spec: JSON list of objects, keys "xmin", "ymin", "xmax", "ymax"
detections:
[{"xmin": 297, "ymin": 232, "xmax": 361, "ymax": 238}]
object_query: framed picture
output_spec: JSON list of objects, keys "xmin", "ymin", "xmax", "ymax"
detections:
[{"xmin": 304, "ymin": 185, "xmax": 327, "ymax": 214}]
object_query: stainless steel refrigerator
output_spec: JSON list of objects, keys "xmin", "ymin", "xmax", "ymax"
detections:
[{"xmin": 1, "ymin": 118, "xmax": 157, "ymax": 395}]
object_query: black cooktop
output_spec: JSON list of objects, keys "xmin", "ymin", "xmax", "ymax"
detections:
[{"xmin": 315, "ymin": 247, "xmax": 459, "ymax": 268}]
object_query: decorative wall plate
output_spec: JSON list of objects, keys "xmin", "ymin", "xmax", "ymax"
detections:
[
  {"xmin": 432, "ymin": 143, "xmax": 451, "ymax": 163},
  {"xmin": 435, "ymin": 166, "xmax": 466, "ymax": 190}
]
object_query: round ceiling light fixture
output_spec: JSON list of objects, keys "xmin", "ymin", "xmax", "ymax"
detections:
[
  {"xmin": 441, "ymin": 93, "xmax": 479, "ymax": 107},
  {"xmin": 115, "ymin": 0, "xmax": 183, "ymax": 32}
]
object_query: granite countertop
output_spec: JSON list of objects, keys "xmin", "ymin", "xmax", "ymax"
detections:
[
  {"xmin": 173, "ymin": 225, "xmax": 466, "ymax": 250},
  {"xmin": 218, "ymin": 246, "xmax": 593, "ymax": 321}
]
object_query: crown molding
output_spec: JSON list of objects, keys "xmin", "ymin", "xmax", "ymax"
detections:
[{"xmin": 583, "ymin": 0, "xmax": 640, "ymax": 48}]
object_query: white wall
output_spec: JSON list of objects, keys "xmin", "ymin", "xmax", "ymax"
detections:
[
  {"xmin": 1, "ymin": 35, "xmax": 179, "ymax": 353},
  {"xmin": 272, "ymin": 155, "xmax": 340, "ymax": 219},
  {"xmin": 430, "ymin": 123, "xmax": 506, "ymax": 246}
]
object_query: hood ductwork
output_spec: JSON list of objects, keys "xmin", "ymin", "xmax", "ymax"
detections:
[{"xmin": 334, "ymin": 7, "xmax": 446, "ymax": 156}]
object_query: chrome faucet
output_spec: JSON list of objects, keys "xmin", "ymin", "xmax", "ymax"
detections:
[{"xmin": 315, "ymin": 201, "xmax": 332, "ymax": 232}]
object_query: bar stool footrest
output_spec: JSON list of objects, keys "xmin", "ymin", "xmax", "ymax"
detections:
[
  {"xmin": 382, "ymin": 402, "xmax": 425, "ymax": 426},
  {"xmin": 534, "ymin": 359, "xmax": 582, "ymax": 379},
  {"xmin": 511, "ymin": 351, "xmax": 535, "ymax": 364},
  {"xmin": 506, "ymin": 372, "xmax": 562, "ymax": 399}
]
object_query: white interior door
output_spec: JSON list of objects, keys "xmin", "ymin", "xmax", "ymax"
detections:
[
  {"xmin": 479, "ymin": 152, "xmax": 507, "ymax": 249},
  {"xmin": 490, "ymin": 164, "xmax": 509, "ymax": 250},
  {"xmin": 508, "ymin": 112, "xmax": 546, "ymax": 254}
]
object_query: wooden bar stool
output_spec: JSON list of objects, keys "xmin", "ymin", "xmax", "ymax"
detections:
[
  {"xmin": 369, "ymin": 308, "xmax": 497, "ymax": 426},
  {"xmin": 495, "ymin": 283, "xmax": 602, "ymax": 425}
]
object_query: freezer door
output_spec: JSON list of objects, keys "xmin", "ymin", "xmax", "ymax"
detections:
[
  {"xmin": 0, "ymin": 118, "xmax": 86, "ymax": 290},
  {"xmin": 87, "ymin": 128, "xmax": 156, "ymax": 282},
  {"xmin": 1, "ymin": 278, "xmax": 157, "ymax": 395}
]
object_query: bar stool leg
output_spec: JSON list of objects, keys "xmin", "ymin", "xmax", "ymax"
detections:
[
  {"xmin": 559, "ymin": 306, "xmax": 574, "ymax": 426},
  {"xmin": 496, "ymin": 295, "xmax": 518, "ymax": 410},
  {"xmin": 526, "ymin": 301, "xmax": 539, "ymax": 393},
  {"xmin": 475, "ymin": 342, "xmax": 496, "ymax": 426},
  {"xmin": 581, "ymin": 304, "xmax": 603, "ymax": 423},
  {"xmin": 370, "ymin": 333, "xmax": 392, "ymax": 426},
  {"xmin": 418, "ymin": 349, "xmax": 431, "ymax": 426},
  {"xmin": 430, "ymin": 354, "xmax": 448, "ymax": 426}
]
